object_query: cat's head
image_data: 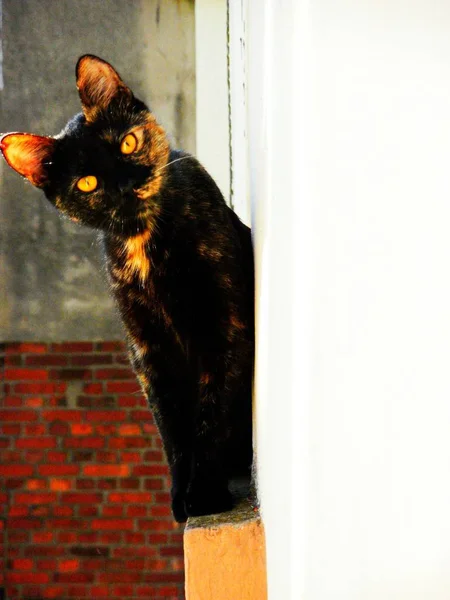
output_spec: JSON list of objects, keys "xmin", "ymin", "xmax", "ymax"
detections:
[{"xmin": 0, "ymin": 55, "xmax": 170, "ymax": 236}]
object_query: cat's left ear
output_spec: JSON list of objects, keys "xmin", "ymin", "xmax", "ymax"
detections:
[
  {"xmin": 76, "ymin": 54, "xmax": 133, "ymax": 122},
  {"xmin": 0, "ymin": 133, "xmax": 56, "ymax": 187}
]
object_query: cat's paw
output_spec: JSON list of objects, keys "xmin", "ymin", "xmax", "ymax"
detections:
[
  {"xmin": 171, "ymin": 490, "xmax": 188, "ymax": 523},
  {"xmin": 185, "ymin": 480, "xmax": 233, "ymax": 518}
]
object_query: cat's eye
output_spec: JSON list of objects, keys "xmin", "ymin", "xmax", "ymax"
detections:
[
  {"xmin": 120, "ymin": 133, "xmax": 138, "ymax": 155},
  {"xmin": 77, "ymin": 175, "xmax": 98, "ymax": 192}
]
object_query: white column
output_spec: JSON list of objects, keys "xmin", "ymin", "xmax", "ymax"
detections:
[{"xmin": 195, "ymin": 0, "xmax": 230, "ymax": 202}]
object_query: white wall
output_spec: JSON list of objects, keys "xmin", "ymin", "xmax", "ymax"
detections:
[{"xmin": 246, "ymin": 1, "xmax": 450, "ymax": 599}]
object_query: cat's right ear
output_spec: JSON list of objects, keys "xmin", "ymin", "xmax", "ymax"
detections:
[
  {"xmin": 0, "ymin": 133, "xmax": 56, "ymax": 187},
  {"xmin": 76, "ymin": 55, "xmax": 132, "ymax": 122}
]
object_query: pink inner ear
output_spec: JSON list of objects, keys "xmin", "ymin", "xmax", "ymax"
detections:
[{"xmin": 0, "ymin": 133, "xmax": 55, "ymax": 187}]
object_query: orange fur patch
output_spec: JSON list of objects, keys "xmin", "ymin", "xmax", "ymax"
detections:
[
  {"xmin": 123, "ymin": 230, "xmax": 152, "ymax": 284},
  {"xmin": 199, "ymin": 373, "xmax": 212, "ymax": 386}
]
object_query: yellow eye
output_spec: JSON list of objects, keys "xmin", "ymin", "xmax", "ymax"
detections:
[
  {"xmin": 120, "ymin": 133, "xmax": 138, "ymax": 155},
  {"xmin": 76, "ymin": 175, "xmax": 98, "ymax": 192}
]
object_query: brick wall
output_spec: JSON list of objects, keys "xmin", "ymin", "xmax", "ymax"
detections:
[{"xmin": 0, "ymin": 342, "xmax": 184, "ymax": 600}]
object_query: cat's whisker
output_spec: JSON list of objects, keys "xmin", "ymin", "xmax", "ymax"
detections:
[{"xmin": 153, "ymin": 155, "xmax": 193, "ymax": 175}]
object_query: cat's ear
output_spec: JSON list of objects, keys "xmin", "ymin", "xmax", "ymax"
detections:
[
  {"xmin": 0, "ymin": 133, "xmax": 56, "ymax": 187},
  {"xmin": 76, "ymin": 55, "xmax": 132, "ymax": 122}
]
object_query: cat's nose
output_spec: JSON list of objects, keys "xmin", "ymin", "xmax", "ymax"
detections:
[{"xmin": 118, "ymin": 179, "xmax": 135, "ymax": 194}]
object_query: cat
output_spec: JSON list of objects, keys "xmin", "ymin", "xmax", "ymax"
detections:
[{"xmin": 0, "ymin": 55, "xmax": 254, "ymax": 523}]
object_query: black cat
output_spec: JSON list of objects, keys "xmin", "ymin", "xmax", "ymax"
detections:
[{"xmin": 1, "ymin": 55, "xmax": 254, "ymax": 522}]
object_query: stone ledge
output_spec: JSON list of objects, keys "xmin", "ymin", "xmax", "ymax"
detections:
[{"xmin": 184, "ymin": 488, "xmax": 267, "ymax": 600}]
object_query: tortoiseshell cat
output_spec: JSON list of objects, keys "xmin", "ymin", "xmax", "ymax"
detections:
[{"xmin": 1, "ymin": 55, "xmax": 254, "ymax": 522}]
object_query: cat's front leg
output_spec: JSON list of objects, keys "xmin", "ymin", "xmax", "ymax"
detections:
[{"xmin": 184, "ymin": 365, "xmax": 238, "ymax": 518}]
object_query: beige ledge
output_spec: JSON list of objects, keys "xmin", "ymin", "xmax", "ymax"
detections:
[{"xmin": 184, "ymin": 494, "xmax": 268, "ymax": 600}]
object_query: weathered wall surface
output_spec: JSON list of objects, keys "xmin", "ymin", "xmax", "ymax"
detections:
[{"xmin": 0, "ymin": 0, "xmax": 195, "ymax": 341}]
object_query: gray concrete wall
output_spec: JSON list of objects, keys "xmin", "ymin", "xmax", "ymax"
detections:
[{"xmin": 0, "ymin": 0, "xmax": 195, "ymax": 341}]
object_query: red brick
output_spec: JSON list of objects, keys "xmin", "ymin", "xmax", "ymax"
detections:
[
  {"xmin": 118, "ymin": 423, "xmax": 141, "ymax": 436},
  {"xmin": 133, "ymin": 464, "xmax": 168, "ymax": 476},
  {"xmin": 54, "ymin": 506, "xmax": 74, "ymax": 517},
  {"xmin": 57, "ymin": 532, "xmax": 77, "ymax": 544},
  {"xmin": 6, "ymin": 572, "xmax": 50, "ymax": 584},
  {"xmin": 150, "ymin": 504, "xmax": 172, "ymax": 517},
  {"xmin": 58, "ymin": 559, "xmax": 79, "ymax": 572},
  {"xmin": 62, "ymin": 493, "xmax": 102, "ymax": 504},
  {"xmin": 86, "ymin": 410, "xmax": 126, "ymax": 422},
  {"xmin": 98, "ymin": 479, "xmax": 118, "ymax": 490},
  {"xmin": 109, "ymin": 436, "xmax": 147, "ymax": 449},
  {"xmin": 89, "ymin": 586, "xmax": 110, "ymax": 597},
  {"xmin": 1, "ymin": 424, "xmax": 21, "ymax": 435},
  {"xmin": 148, "ymin": 533, "xmax": 169, "ymax": 545},
  {"xmin": 32, "ymin": 531, "xmax": 54, "ymax": 543},
  {"xmin": 16, "ymin": 437, "xmax": 56, "ymax": 449},
  {"xmin": 50, "ymin": 368, "xmax": 92, "ymax": 380},
  {"xmin": 5, "ymin": 368, "xmax": 48, "ymax": 380},
  {"xmin": 8, "ymin": 530, "xmax": 30, "ymax": 543},
  {"xmin": 26, "ymin": 479, "xmax": 47, "ymax": 490},
  {"xmin": 24, "ymin": 396, "xmax": 44, "ymax": 408},
  {"xmin": 102, "ymin": 506, "xmax": 123, "ymax": 517},
  {"xmin": 47, "ymin": 451, "xmax": 66, "ymax": 462},
  {"xmin": 39, "ymin": 464, "xmax": 79, "ymax": 476},
  {"xmin": 47, "ymin": 518, "xmax": 84, "ymax": 529},
  {"xmin": 49, "ymin": 421, "xmax": 70, "ymax": 435},
  {"xmin": 109, "ymin": 492, "xmax": 152, "ymax": 503},
  {"xmin": 43, "ymin": 409, "xmax": 83, "ymax": 421},
  {"xmin": 70, "ymin": 423, "xmax": 93, "ymax": 435},
  {"xmin": 126, "ymin": 505, "xmax": 147, "ymax": 517},
  {"xmin": 79, "ymin": 505, "xmax": 98, "ymax": 517},
  {"xmin": 24, "ymin": 423, "xmax": 46, "ymax": 435},
  {"xmin": 156, "ymin": 492, "xmax": 171, "ymax": 503},
  {"xmin": 65, "ymin": 437, "xmax": 104, "ymax": 449},
  {"xmin": 131, "ymin": 410, "xmax": 153, "ymax": 421},
  {"xmin": 119, "ymin": 478, "xmax": 140, "ymax": 490},
  {"xmin": 144, "ymin": 572, "xmax": 184, "ymax": 584},
  {"xmin": 76, "ymin": 479, "xmax": 95, "ymax": 490},
  {"xmin": 91, "ymin": 518, "xmax": 134, "ymax": 530},
  {"xmin": 160, "ymin": 545, "xmax": 184, "ymax": 557},
  {"xmin": 55, "ymin": 572, "xmax": 94, "ymax": 583},
  {"xmin": 0, "ymin": 410, "xmax": 37, "ymax": 422},
  {"xmin": 83, "ymin": 465, "xmax": 129, "ymax": 477},
  {"xmin": 14, "ymin": 382, "xmax": 66, "ymax": 394},
  {"xmin": 0, "ymin": 464, "xmax": 33, "ymax": 477},
  {"xmin": 144, "ymin": 450, "xmax": 164, "ymax": 462},
  {"xmin": 15, "ymin": 492, "xmax": 57, "ymax": 505},
  {"xmin": 41, "ymin": 585, "xmax": 66, "ymax": 598},
  {"xmin": 118, "ymin": 396, "xmax": 140, "ymax": 407},
  {"xmin": 51, "ymin": 342, "xmax": 94, "ymax": 353},
  {"xmin": 6, "ymin": 342, "xmax": 47, "ymax": 354},
  {"xmin": 94, "ymin": 367, "xmax": 134, "ymax": 380},
  {"xmin": 82, "ymin": 382, "xmax": 104, "ymax": 394},
  {"xmin": 111, "ymin": 585, "xmax": 135, "ymax": 597},
  {"xmin": 96, "ymin": 341, "xmax": 124, "ymax": 352},
  {"xmin": 144, "ymin": 478, "xmax": 164, "ymax": 490},
  {"xmin": 97, "ymin": 572, "xmax": 137, "ymax": 583},
  {"xmin": 12, "ymin": 558, "xmax": 33, "ymax": 570},
  {"xmin": 50, "ymin": 479, "xmax": 72, "ymax": 491},
  {"xmin": 4, "ymin": 396, "xmax": 21, "ymax": 407},
  {"xmin": 106, "ymin": 381, "xmax": 140, "ymax": 393},
  {"xmin": 8, "ymin": 518, "xmax": 42, "ymax": 529},
  {"xmin": 121, "ymin": 451, "xmax": 142, "ymax": 462},
  {"xmin": 26, "ymin": 354, "xmax": 69, "ymax": 366},
  {"xmin": 36, "ymin": 559, "xmax": 58, "ymax": 570},
  {"xmin": 71, "ymin": 354, "xmax": 113, "ymax": 366}
]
